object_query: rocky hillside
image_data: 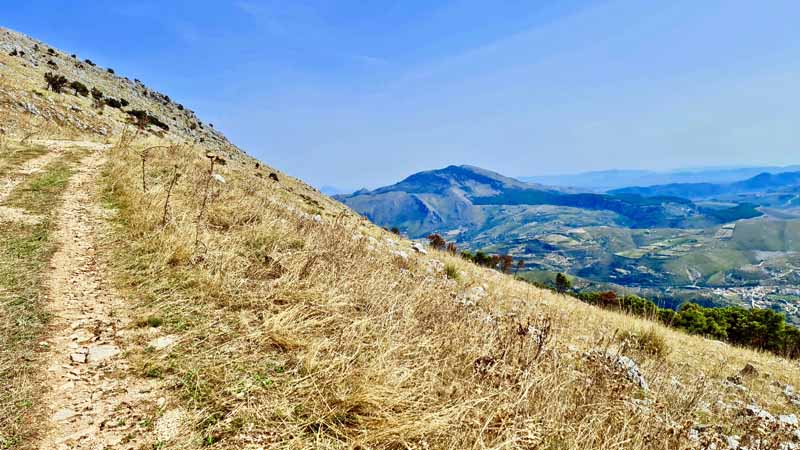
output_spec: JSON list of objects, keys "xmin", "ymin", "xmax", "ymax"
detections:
[
  {"xmin": 0, "ymin": 26, "xmax": 237, "ymax": 155},
  {"xmin": 2, "ymin": 27, "xmax": 800, "ymax": 450}
]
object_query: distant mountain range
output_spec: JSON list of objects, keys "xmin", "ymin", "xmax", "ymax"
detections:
[
  {"xmin": 335, "ymin": 165, "xmax": 761, "ymax": 238},
  {"xmin": 609, "ymin": 171, "xmax": 800, "ymax": 200},
  {"xmin": 334, "ymin": 163, "xmax": 800, "ymax": 325},
  {"xmin": 521, "ymin": 166, "xmax": 800, "ymax": 192}
]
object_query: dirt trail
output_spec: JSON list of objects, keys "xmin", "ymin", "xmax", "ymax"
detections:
[
  {"xmin": 0, "ymin": 141, "xmax": 64, "ymax": 200},
  {"xmin": 37, "ymin": 143, "xmax": 162, "ymax": 449},
  {"xmin": 0, "ymin": 140, "xmax": 106, "ymax": 225}
]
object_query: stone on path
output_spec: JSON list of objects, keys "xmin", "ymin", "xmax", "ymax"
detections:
[
  {"xmin": 53, "ymin": 408, "xmax": 76, "ymax": 422},
  {"xmin": 87, "ymin": 344, "xmax": 120, "ymax": 362}
]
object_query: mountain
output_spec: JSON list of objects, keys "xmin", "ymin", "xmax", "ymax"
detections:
[
  {"xmin": 610, "ymin": 170, "xmax": 800, "ymax": 200},
  {"xmin": 335, "ymin": 165, "xmax": 550, "ymax": 236},
  {"xmin": 318, "ymin": 185, "xmax": 363, "ymax": 196},
  {"xmin": 336, "ymin": 165, "xmax": 761, "ymax": 237},
  {"xmin": 523, "ymin": 165, "xmax": 800, "ymax": 192},
  {"xmin": 2, "ymin": 26, "xmax": 799, "ymax": 450}
]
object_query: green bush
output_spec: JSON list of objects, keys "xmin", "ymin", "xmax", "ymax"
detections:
[
  {"xmin": 444, "ymin": 263, "xmax": 459, "ymax": 281},
  {"xmin": 44, "ymin": 72, "xmax": 68, "ymax": 93},
  {"xmin": 555, "ymin": 273, "xmax": 571, "ymax": 293},
  {"xmin": 69, "ymin": 80, "xmax": 89, "ymax": 97},
  {"xmin": 104, "ymin": 97, "xmax": 123, "ymax": 109}
]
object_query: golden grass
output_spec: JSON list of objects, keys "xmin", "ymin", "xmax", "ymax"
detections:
[
  {"xmin": 2, "ymin": 26, "xmax": 798, "ymax": 448},
  {"xmin": 100, "ymin": 139, "xmax": 800, "ymax": 449}
]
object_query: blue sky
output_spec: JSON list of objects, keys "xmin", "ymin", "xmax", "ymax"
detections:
[{"xmin": 4, "ymin": 1, "xmax": 800, "ymax": 190}]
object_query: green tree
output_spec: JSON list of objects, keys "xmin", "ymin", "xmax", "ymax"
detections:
[
  {"xmin": 44, "ymin": 72, "xmax": 68, "ymax": 93},
  {"xmin": 555, "ymin": 273, "xmax": 571, "ymax": 293}
]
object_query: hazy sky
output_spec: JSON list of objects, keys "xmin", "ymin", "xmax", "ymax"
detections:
[{"xmin": 4, "ymin": 1, "xmax": 800, "ymax": 189}]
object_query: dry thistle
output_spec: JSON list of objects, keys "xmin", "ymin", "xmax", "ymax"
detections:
[
  {"xmin": 137, "ymin": 147, "xmax": 151, "ymax": 193},
  {"xmin": 162, "ymin": 165, "xmax": 181, "ymax": 226},
  {"xmin": 195, "ymin": 151, "xmax": 227, "ymax": 247}
]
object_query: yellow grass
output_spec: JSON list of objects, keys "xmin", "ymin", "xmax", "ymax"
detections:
[
  {"xmin": 100, "ymin": 139, "xmax": 800, "ymax": 449},
  {"xmin": 2, "ymin": 26, "xmax": 799, "ymax": 449}
]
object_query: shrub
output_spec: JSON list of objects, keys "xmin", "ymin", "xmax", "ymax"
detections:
[
  {"xmin": 47, "ymin": 48, "xmax": 56, "ymax": 55},
  {"xmin": 90, "ymin": 87, "xmax": 104, "ymax": 108},
  {"xmin": 126, "ymin": 110, "xmax": 170, "ymax": 131},
  {"xmin": 8, "ymin": 49, "xmax": 17, "ymax": 56},
  {"xmin": 618, "ymin": 328, "xmax": 671, "ymax": 360},
  {"xmin": 105, "ymin": 97, "xmax": 123, "ymax": 109},
  {"xmin": 473, "ymin": 251, "xmax": 493, "ymax": 267},
  {"xmin": 107, "ymin": 68, "xmax": 114, "ymax": 74},
  {"xmin": 44, "ymin": 72, "xmax": 68, "ymax": 93},
  {"xmin": 499, "ymin": 255, "xmax": 514, "ymax": 273},
  {"xmin": 444, "ymin": 263, "xmax": 460, "ymax": 280},
  {"xmin": 148, "ymin": 114, "xmax": 169, "ymax": 131},
  {"xmin": 555, "ymin": 273, "xmax": 571, "ymax": 293},
  {"xmin": 128, "ymin": 109, "xmax": 149, "ymax": 129},
  {"xmin": 136, "ymin": 316, "xmax": 164, "ymax": 328},
  {"xmin": 390, "ymin": 227, "xmax": 400, "ymax": 235},
  {"xmin": 427, "ymin": 234, "xmax": 446, "ymax": 250},
  {"xmin": 120, "ymin": 98, "xmax": 129, "ymax": 107},
  {"xmin": 69, "ymin": 80, "xmax": 89, "ymax": 97},
  {"xmin": 46, "ymin": 59, "xmax": 58, "ymax": 69},
  {"xmin": 84, "ymin": 58, "xmax": 95, "ymax": 66},
  {"xmin": 443, "ymin": 241, "xmax": 458, "ymax": 254}
]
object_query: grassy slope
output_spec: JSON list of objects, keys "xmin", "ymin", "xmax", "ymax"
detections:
[
  {"xmin": 101, "ymin": 140, "xmax": 800, "ymax": 449},
  {"xmin": 0, "ymin": 148, "xmax": 83, "ymax": 448},
  {"xmin": 2, "ymin": 27, "xmax": 800, "ymax": 450}
]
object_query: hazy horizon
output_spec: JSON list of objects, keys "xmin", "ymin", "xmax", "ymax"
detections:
[{"xmin": 6, "ymin": 0, "xmax": 800, "ymax": 189}]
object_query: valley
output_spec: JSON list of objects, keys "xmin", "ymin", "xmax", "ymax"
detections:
[{"xmin": 338, "ymin": 165, "xmax": 800, "ymax": 325}]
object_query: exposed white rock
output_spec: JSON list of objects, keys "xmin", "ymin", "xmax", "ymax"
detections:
[
  {"xmin": 459, "ymin": 286, "xmax": 486, "ymax": 306},
  {"xmin": 725, "ymin": 435, "xmax": 740, "ymax": 449},
  {"xmin": 148, "ymin": 335, "xmax": 176, "ymax": 351},
  {"xmin": 87, "ymin": 344, "xmax": 120, "ymax": 362},
  {"xmin": 392, "ymin": 250, "xmax": 409, "ymax": 261},
  {"xmin": 745, "ymin": 404, "xmax": 775, "ymax": 422},
  {"xmin": 613, "ymin": 355, "xmax": 648, "ymax": 392},
  {"xmin": 411, "ymin": 242, "xmax": 427, "ymax": 254},
  {"xmin": 779, "ymin": 414, "xmax": 799, "ymax": 426}
]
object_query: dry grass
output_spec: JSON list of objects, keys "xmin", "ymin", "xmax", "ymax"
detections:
[
  {"xmin": 100, "ymin": 139, "xmax": 800, "ymax": 449},
  {"xmin": 0, "ymin": 148, "xmax": 83, "ymax": 449},
  {"xmin": 2, "ymin": 25, "xmax": 799, "ymax": 449},
  {"xmin": 0, "ymin": 143, "xmax": 48, "ymax": 178}
]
